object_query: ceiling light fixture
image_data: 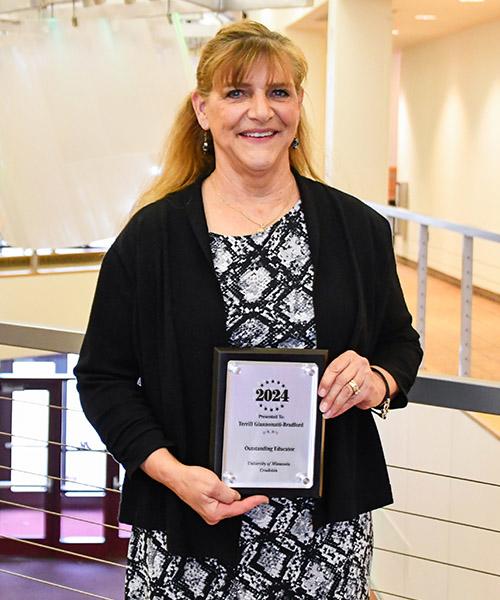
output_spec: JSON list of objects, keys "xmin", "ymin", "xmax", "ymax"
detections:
[
  {"xmin": 392, "ymin": 29, "xmax": 399, "ymax": 36},
  {"xmin": 415, "ymin": 14, "xmax": 437, "ymax": 21}
]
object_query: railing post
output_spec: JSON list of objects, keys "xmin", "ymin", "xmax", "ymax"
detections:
[
  {"xmin": 30, "ymin": 249, "xmax": 39, "ymax": 274},
  {"xmin": 417, "ymin": 224, "xmax": 429, "ymax": 365},
  {"xmin": 459, "ymin": 235, "xmax": 474, "ymax": 377},
  {"xmin": 45, "ymin": 380, "xmax": 63, "ymax": 550}
]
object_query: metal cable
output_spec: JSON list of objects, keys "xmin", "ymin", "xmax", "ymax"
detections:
[
  {"xmin": 0, "ymin": 430, "xmax": 109, "ymax": 453},
  {"xmin": 0, "ymin": 535, "xmax": 126, "ymax": 569},
  {"xmin": 384, "ymin": 507, "xmax": 499, "ymax": 534},
  {"xmin": 0, "ymin": 465, "xmax": 120, "ymax": 494},
  {"xmin": 374, "ymin": 546, "xmax": 499, "ymax": 578},
  {"xmin": 371, "ymin": 590, "xmax": 419, "ymax": 600},
  {"xmin": 0, "ymin": 393, "xmax": 83, "ymax": 413},
  {"xmin": 387, "ymin": 464, "xmax": 500, "ymax": 488},
  {"xmin": 0, "ymin": 568, "xmax": 116, "ymax": 600},
  {"xmin": 0, "ymin": 498, "xmax": 130, "ymax": 534}
]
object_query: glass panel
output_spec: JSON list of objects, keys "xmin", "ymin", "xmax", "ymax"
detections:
[
  {"xmin": 117, "ymin": 465, "xmax": 131, "ymax": 538},
  {"xmin": 119, "ymin": 522, "xmax": 132, "ymax": 539},
  {"xmin": 60, "ymin": 355, "xmax": 106, "ymax": 542},
  {"xmin": 12, "ymin": 360, "xmax": 56, "ymax": 376},
  {"xmin": 11, "ymin": 390, "xmax": 49, "ymax": 492},
  {"xmin": 63, "ymin": 357, "xmax": 106, "ymax": 493},
  {"xmin": 63, "ymin": 450, "xmax": 106, "ymax": 494},
  {"xmin": 0, "ymin": 503, "xmax": 45, "ymax": 539},
  {"xmin": 60, "ymin": 497, "xmax": 104, "ymax": 544}
]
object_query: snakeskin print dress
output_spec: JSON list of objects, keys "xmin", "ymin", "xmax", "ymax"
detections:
[{"xmin": 125, "ymin": 201, "xmax": 373, "ymax": 600}]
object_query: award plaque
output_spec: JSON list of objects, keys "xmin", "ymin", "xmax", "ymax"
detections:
[{"xmin": 210, "ymin": 348, "xmax": 328, "ymax": 498}]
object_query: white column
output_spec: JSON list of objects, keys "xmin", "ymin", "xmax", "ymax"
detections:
[{"xmin": 325, "ymin": 0, "xmax": 392, "ymax": 202}]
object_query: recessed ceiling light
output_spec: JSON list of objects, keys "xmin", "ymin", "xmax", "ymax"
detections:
[
  {"xmin": 392, "ymin": 29, "xmax": 400, "ymax": 36},
  {"xmin": 415, "ymin": 14, "xmax": 437, "ymax": 21}
]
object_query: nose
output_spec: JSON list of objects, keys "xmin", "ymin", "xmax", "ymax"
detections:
[{"xmin": 247, "ymin": 91, "xmax": 274, "ymax": 122}]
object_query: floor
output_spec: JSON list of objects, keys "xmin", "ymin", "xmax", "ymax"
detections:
[
  {"xmin": 0, "ymin": 263, "xmax": 498, "ymax": 599},
  {"xmin": 0, "ymin": 507, "xmax": 131, "ymax": 540},
  {"xmin": 397, "ymin": 263, "xmax": 499, "ymax": 382},
  {"xmin": 0, "ymin": 557, "xmax": 126, "ymax": 600},
  {"xmin": 397, "ymin": 262, "xmax": 500, "ymax": 437}
]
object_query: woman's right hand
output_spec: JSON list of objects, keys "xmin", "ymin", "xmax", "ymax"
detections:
[{"xmin": 141, "ymin": 448, "xmax": 269, "ymax": 525}]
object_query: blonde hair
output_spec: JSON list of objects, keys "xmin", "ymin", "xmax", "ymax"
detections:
[{"xmin": 133, "ymin": 20, "xmax": 322, "ymax": 214}]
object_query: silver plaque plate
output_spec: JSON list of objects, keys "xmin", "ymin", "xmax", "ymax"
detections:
[{"xmin": 221, "ymin": 360, "xmax": 319, "ymax": 490}]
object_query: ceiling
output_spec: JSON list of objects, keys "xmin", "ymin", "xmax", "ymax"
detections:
[
  {"xmin": 1, "ymin": 0, "xmax": 500, "ymax": 47},
  {"xmin": 292, "ymin": 0, "xmax": 500, "ymax": 49},
  {"xmin": 392, "ymin": 0, "xmax": 500, "ymax": 48}
]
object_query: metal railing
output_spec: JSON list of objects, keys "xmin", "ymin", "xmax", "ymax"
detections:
[
  {"xmin": 0, "ymin": 322, "xmax": 83, "ymax": 354},
  {"xmin": 1, "ymin": 320, "xmax": 499, "ymax": 600},
  {"xmin": 371, "ymin": 375, "xmax": 500, "ymax": 600},
  {"xmin": 364, "ymin": 200, "xmax": 500, "ymax": 377}
]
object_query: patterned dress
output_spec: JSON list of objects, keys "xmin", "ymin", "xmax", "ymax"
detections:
[{"xmin": 125, "ymin": 201, "xmax": 373, "ymax": 599}]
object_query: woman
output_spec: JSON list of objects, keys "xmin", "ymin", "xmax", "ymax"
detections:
[{"xmin": 75, "ymin": 21, "xmax": 422, "ymax": 599}]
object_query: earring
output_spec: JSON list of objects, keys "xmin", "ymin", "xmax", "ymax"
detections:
[
  {"xmin": 291, "ymin": 137, "xmax": 300, "ymax": 150},
  {"xmin": 202, "ymin": 130, "xmax": 210, "ymax": 154}
]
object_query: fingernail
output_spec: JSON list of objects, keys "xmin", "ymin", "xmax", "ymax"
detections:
[
  {"xmin": 319, "ymin": 401, "xmax": 327, "ymax": 412},
  {"xmin": 318, "ymin": 387, "xmax": 326, "ymax": 397}
]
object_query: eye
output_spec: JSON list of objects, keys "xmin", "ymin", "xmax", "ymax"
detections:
[
  {"xmin": 226, "ymin": 89, "xmax": 245, "ymax": 99},
  {"xmin": 271, "ymin": 89, "xmax": 290, "ymax": 98}
]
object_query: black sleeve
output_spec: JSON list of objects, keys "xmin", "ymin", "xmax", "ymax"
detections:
[
  {"xmin": 370, "ymin": 219, "xmax": 423, "ymax": 409},
  {"xmin": 74, "ymin": 243, "xmax": 171, "ymax": 476}
]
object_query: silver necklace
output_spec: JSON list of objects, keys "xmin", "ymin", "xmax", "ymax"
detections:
[{"xmin": 210, "ymin": 178, "xmax": 296, "ymax": 233}]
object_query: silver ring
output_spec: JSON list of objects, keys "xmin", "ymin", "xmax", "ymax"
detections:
[{"xmin": 347, "ymin": 379, "xmax": 360, "ymax": 396}]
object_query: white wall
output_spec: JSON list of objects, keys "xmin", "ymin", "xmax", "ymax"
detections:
[
  {"xmin": 0, "ymin": 270, "xmax": 98, "ymax": 360},
  {"xmin": 251, "ymin": 0, "xmax": 393, "ymax": 204},
  {"xmin": 373, "ymin": 404, "xmax": 500, "ymax": 600},
  {"xmin": 397, "ymin": 18, "xmax": 500, "ymax": 294},
  {"xmin": 287, "ymin": 25, "xmax": 327, "ymax": 178},
  {"xmin": 248, "ymin": 2, "xmax": 328, "ymax": 177},
  {"xmin": 324, "ymin": 0, "xmax": 392, "ymax": 203}
]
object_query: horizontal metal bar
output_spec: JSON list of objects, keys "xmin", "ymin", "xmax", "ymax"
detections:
[
  {"xmin": 221, "ymin": 0, "xmax": 313, "ymax": 9},
  {"xmin": 374, "ymin": 547, "xmax": 499, "ymax": 578},
  {"xmin": 384, "ymin": 507, "xmax": 499, "ymax": 534},
  {"xmin": 0, "ymin": 394, "xmax": 83, "ymax": 413},
  {"xmin": 0, "ymin": 498, "xmax": 130, "ymax": 533},
  {"xmin": 408, "ymin": 373, "xmax": 500, "ymax": 415},
  {"xmin": 0, "ymin": 322, "xmax": 83, "ymax": 354},
  {"xmin": 387, "ymin": 464, "xmax": 500, "ymax": 488},
  {"xmin": 0, "ymin": 430, "xmax": 108, "ymax": 453},
  {"xmin": 0, "ymin": 535, "xmax": 126, "ymax": 568},
  {"xmin": 364, "ymin": 201, "xmax": 500, "ymax": 243},
  {"xmin": 1, "ymin": 324, "xmax": 498, "ymax": 416},
  {"xmin": 0, "ymin": 568, "xmax": 115, "ymax": 600},
  {"xmin": 187, "ymin": 0, "xmax": 313, "ymax": 8},
  {"xmin": 0, "ymin": 465, "xmax": 120, "ymax": 494},
  {"xmin": 371, "ymin": 591, "xmax": 419, "ymax": 600}
]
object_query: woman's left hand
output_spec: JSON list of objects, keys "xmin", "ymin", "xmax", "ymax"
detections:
[{"xmin": 317, "ymin": 350, "xmax": 387, "ymax": 419}]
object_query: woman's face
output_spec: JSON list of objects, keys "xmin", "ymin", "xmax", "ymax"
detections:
[{"xmin": 192, "ymin": 60, "xmax": 303, "ymax": 177}]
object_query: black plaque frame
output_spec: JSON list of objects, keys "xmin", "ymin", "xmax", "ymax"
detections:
[{"xmin": 210, "ymin": 347, "xmax": 328, "ymax": 498}]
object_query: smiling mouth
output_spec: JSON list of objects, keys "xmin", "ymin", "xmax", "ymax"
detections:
[{"xmin": 239, "ymin": 131, "xmax": 278, "ymax": 139}]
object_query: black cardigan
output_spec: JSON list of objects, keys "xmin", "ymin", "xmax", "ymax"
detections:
[{"xmin": 75, "ymin": 173, "xmax": 422, "ymax": 565}]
